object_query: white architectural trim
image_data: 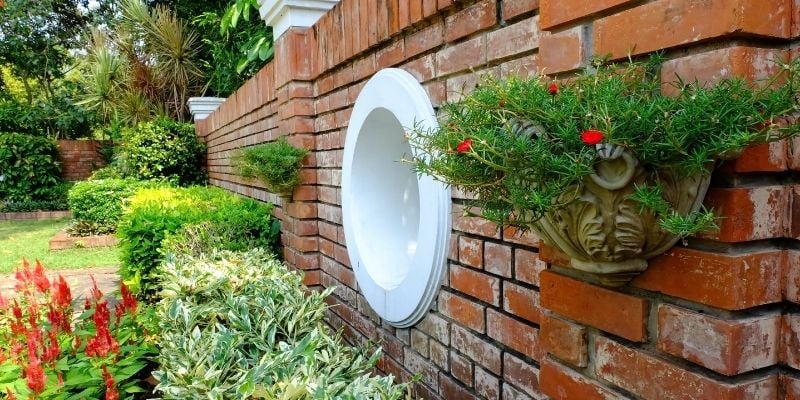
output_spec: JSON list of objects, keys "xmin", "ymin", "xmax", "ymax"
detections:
[
  {"xmin": 342, "ymin": 69, "xmax": 451, "ymax": 328},
  {"xmin": 258, "ymin": 0, "xmax": 339, "ymax": 39},
  {"xmin": 187, "ymin": 97, "xmax": 225, "ymax": 121}
]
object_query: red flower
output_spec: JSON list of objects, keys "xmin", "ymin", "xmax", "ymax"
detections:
[
  {"xmin": 548, "ymin": 83, "xmax": 559, "ymax": 95},
  {"xmin": 456, "ymin": 138, "xmax": 473, "ymax": 153},
  {"xmin": 25, "ymin": 357, "xmax": 46, "ymax": 394},
  {"xmin": 33, "ymin": 260, "xmax": 50, "ymax": 294},
  {"xmin": 103, "ymin": 366, "xmax": 119, "ymax": 400},
  {"xmin": 52, "ymin": 275, "xmax": 72, "ymax": 310},
  {"xmin": 581, "ymin": 129, "xmax": 605, "ymax": 145},
  {"xmin": 120, "ymin": 282, "xmax": 137, "ymax": 315}
]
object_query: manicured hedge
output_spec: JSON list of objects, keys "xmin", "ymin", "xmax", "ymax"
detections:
[
  {"xmin": 0, "ymin": 133, "xmax": 63, "ymax": 202},
  {"xmin": 117, "ymin": 186, "xmax": 280, "ymax": 297},
  {"xmin": 67, "ymin": 179, "xmax": 149, "ymax": 235}
]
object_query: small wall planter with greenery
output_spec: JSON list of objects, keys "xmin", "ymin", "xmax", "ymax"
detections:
[
  {"xmin": 410, "ymin": 56, "xmax": 800, "ymax": 286},
  {"xmin": 232, "ymin": 138, "xmax": 309, "ymax": 200}
]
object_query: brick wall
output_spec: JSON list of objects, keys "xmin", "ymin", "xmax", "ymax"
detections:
[
  {"xmin": 57, "ymin": 140, "xmax": 110, "ymax": 181},
  {"xmin": 195, "ymin": 1, "xmax": 800, "ymax": 398}
]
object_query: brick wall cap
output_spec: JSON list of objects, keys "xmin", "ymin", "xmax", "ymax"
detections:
[
  {"xmin": 258, "ymin": 0, "xmax": 339, "ymax": 39},
  {"xmin": 187, "ymin": 97, "xmax": 226, "ymax": 121}
]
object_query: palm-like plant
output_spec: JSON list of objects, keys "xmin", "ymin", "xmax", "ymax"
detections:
[{"xmin": 78, "ymin": 0, "xmax": 203, "ymax": 124}]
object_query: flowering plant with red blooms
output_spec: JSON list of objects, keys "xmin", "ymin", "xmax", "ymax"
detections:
[
  {"xmin": 0, "ymin": 259, "xmax": 157, "ymax": 399},
  {"xmin": 410, "ymin": 55, "xmax": 800, "ymax": 236}
]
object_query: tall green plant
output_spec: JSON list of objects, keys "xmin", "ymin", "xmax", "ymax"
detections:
[{"xmin": 0, "ymin": 133, "xmax": 62, "ymax": 202}]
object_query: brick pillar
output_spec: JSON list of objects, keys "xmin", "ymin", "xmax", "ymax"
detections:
[{"xmin": 273, "ymin": 27, "xmax": 322, "ymax": 287}]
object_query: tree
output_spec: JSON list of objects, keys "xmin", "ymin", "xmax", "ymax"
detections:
[{"xmin": 0, "ymin": 0, "xmax": 89, "ymax": 104}]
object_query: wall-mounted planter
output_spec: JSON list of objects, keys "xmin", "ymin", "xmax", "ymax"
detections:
[
  {"xmin": 342, "ymin": 69, "xmax": 451, "ymax": 328},
  {"xmin": 533, "ymin": 147, "xmax": 711, "ymax": 286},
  {"xmin": 187, "ymin": 97, "xmax": 225, "ymax": 121}
]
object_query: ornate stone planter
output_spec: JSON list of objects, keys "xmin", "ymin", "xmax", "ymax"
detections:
[{"xmin": 529, "ymin": 146, "xmax": 711, "ymax": 286}]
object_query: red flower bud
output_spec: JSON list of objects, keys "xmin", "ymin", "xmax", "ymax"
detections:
[
  {"xmin": 456, "ymin": 138, "xmax": 473, "ymax": 154},
  {"xmin": 581, "ymin": 129, "xmax": 605, "ymax": 145},
  {"xmin": 548, "ymin": 83, "xmax": 559, "ymax": 95}
]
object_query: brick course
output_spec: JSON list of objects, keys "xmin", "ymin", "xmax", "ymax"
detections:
[{"xmin": 196, "ymin": 0, "xmax": 800, "ymax": 398}]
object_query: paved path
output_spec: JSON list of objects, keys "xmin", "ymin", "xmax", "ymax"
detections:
[{"xmin": 0, "ymin": 267, "xmax": 120, "ymax": 308}]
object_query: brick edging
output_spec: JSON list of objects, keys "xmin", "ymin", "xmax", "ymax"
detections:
[{"xmin": 0, "ymin": 211, "xmax": 72, "ymax": 221}]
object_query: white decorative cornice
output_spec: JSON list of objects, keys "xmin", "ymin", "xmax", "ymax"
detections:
[
  {"xmin": 257, "ymin": 0, "xmax": 339, "ymax": 39},
  {"xmin": 187, "ymin": 97, "xmax": 225, "ymax": 121}
]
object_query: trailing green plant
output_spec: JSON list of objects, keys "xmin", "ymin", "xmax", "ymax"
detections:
[
  {"xmin": 0, "ymin": 133, "xmax": 63, "ymax": 203},
  {"xmin": 67, "ymin": 179, "xmax": 149, "ymax": 236},
  {"xmin": 116, "ymin": 186, "xmax": 280, "ymax": 298},
  {"xmin": 0, "ymin": 259, "xmax": 158, "ymax": 398},
  {"xmin": 154, "ymin": 249, "xmax": 410, "ymax": 399},
  {"xmin": 89, "ymin": 166, "xmax": 125, "ymax": 181},
  {"xmin": 233, "ymin": 138, "xmax": 309, "ymax": 198},
  {"xmin": 120, "ymin": 118, "xmax": 207, "ymax": 186},
  {"xmin": 410, "ymin": 56, "xmax": 800, "ymax": 237}
]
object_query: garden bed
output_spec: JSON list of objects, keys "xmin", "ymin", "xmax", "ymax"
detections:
[
  {"xmin": 0, "ymin": 210, "xmax": 71, "ymax": 221},
  {"xmin": 49, "ymin": 229, "xmax": 118, "ymax": 250}
]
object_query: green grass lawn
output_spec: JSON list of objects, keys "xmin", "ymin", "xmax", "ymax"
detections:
[{"xmin": 0, "ymin": 219, "xmax": 119, "ymax": 274}]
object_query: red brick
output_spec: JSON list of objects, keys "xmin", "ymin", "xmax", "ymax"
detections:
[
  {"xmin": 418, "ymin": 313, "xmax": 450, "ymax": 344},
  {"xmin": 540, "ymin": 271, "xmax": 648, "ymax": 342},
  {"xmin": 436, "ymin": 35, "xmax": 486, "ymax": 77},
  {"xmin": 540, "ymin": 359, "xmax": 625, "ymax": 400},
  {"xmin": 705, "ymin": 186, "xmax": 789, "ymax": 242},
  {"xmin": 502, "ymin": 282, "xmax": 541, "ymax": 324},
  {"xmin": 453, "ymin": 204, "xmax": 501, "ymax": 238},
  {"xmin": 782, "ymin": 374, "xmax": 800, "ymax": 400},
  {"xmin": 402, "ymin": 53, "xmax": 437, "ymax": 82},
  {"xmin": 658, "ymin": 304, "xmax": 781, "ymax": 375},
  {"xmin": 661, "ymin": 47, "xmax": 788, "ymax": 96},
  {"xmin": 404, "ymin": 348, "xmax": 438, "ymax": 389},
  {"xmin": 377, "ymin": 0, "xmax": 390, "ymax": 43},
  {"xmin": 633, "ymin": 247, "xmax": 783, "ymax": 310},
  {"xmin": 514, "ymin": 248, "xmax": 547, "ymax": 286},
  {"xmin": 719, "ymin": 141, "xmax": 790, "ymax": 174},
  {"xmin": 458, "ymin": 236, "xmax": 484, "ymax": 269},
  {"xmin": 377, "ymin": 39, "xmax": 405, "ymax": 68},
  {"xmin": 540, "ymin": 0, "xmax": 634, "ymax": 29},
  {"xmin": 444, "ymin": 0, "xmax": 496, "ymax": 42},
  {"xmin": 503, "ymin": 353, "xmax": 542, "ymax": 398},
  {"xmin": 539, "ymin": 25, "xmax": 584, "ymax": 74},
  {"xmin": 502, "ymin": 225, "xmax": 540, "ymax": 246},
  {"xmin": 487, "ymin": 16, "xmax": 540, "ymax": 62},
  {"xmin": 474, "ymin": 367, "xmax": 500, "ymax": 399},
  {"xmin": 541, "ymin": 315, "xmax": 587, "ymax": 367},
  {"xmin": 409, "ymin": 0, "xmax": 423, "ymax": 24},
  {"xmin": 450, "ymin": 351, "xmax": 474, "ymax": 385},
  {"xmin": 595, "ymin": 336, "xmax": 780, "ymax": 399},
  {"xmin": 785, "ymin": 250, "xmax": 800, "ymax": 304},
  {"xmin": 451, "ymin": 324, "xmax": 502, "ymax": 374},
  {"xmin": 450, "ymin": 265, "xmax": 500, "ymax": 306},
  {"xmin": 483, "ymin": 242, "xmax": 511, "ymax": 277},
  {"xmin": 783, "ymin": 314, "xmax": 800, "ymax": 369},
  {"xmin": 503, "ymin": 0, "xmax": 539, "ymax": 20},
  {"xmin": 438, "ymin": 291, "xmax": 486, "ymax": 332},
  {"xmin": 594, "ymin": 0, "xmax": 792, "ymax": 58},
  {"xmin": 437, "ymin": 0, "xmax": 453, "ymax": 10},
  {"xmin": 387, "ymin": 0, "xmax": 400, "ymax": 35},
  {"xmin": 398, "ymin": 0, "xmax": 410, "ymax": 30},
  {"xmin": 487, "ymin": 309, "xmax": 540, "ymax": 360},
  {"xmin": 791, "ymin": 187, "xmax": 800, "ymax": 240},
  {"xmin": 439, "ymin": 374, "xmax": 478, "ymax": 400},
  {"xmin": 422, "ymin": 0, "xmax": 436, "ymax": 17}
]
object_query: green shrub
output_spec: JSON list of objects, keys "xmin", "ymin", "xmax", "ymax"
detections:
[
  {"xmin": 67, "ymin": 179, "xmax": 148, "ymax": 235},
  {"xmin": 0, "ymin": 199, "xmax": 69, "ymax": 213},
  {"xmin": 154, "ymin": 250, "xmax": 409, "ymax": 399},
  {"xmin": 0, "ymin": 133, "xmax": 63, "ymax": 202},
  {"xmin": 232, "ymin": 138, "xmax": 308, "ymax": 197},
  {"xmin": 121, "ymin": 118, "xmax": 207, "ymax": 186},
  {"xmin": 89, "ymin": 165, "xmax": 124, "ymax": 180},
  {"xmin": 117, "ymin": 186, "xmax": 280, "ymax": 297}
]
